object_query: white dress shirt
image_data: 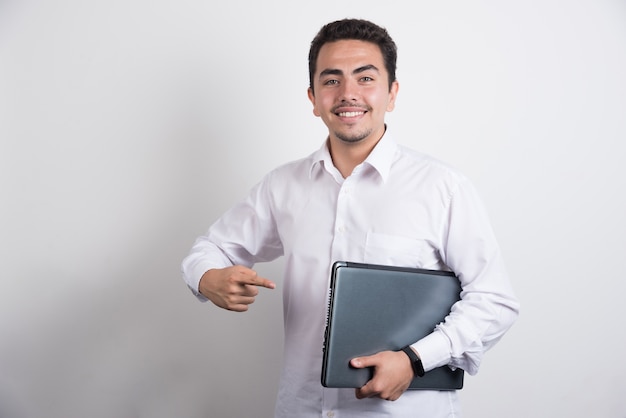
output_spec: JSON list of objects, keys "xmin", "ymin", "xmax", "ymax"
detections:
[{"xmin": 182, "ymin": 128, "xmax": 520, "ymax": 418}]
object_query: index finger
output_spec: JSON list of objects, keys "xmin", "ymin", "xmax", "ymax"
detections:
[{"xmin": 242, "ymin": 271, "xmax": 276, "ymax": 290}]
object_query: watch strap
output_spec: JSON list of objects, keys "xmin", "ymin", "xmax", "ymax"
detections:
[{"xmin": 401, "ymin": 346, "xmax": 425, "ymax": 377}]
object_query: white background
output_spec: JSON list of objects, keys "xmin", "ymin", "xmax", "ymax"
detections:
[{"xmin": 1, "ymin": 1, "xmax": 625, "ymax": 417}]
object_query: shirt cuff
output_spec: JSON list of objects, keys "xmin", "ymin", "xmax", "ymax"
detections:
[
  {"xmin": 411, "ymin": 330, "xmax": 451, "ymax": 372},
  {"xmin": 185, "ymin": 261, "xmax": 217, "ymax": 302}
]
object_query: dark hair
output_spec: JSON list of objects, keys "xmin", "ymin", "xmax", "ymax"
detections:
[{"xmin": 308, "ymin": 19, "xmax": 398, "ymax": 93}]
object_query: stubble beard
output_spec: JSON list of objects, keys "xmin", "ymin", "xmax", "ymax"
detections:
[{"xmin": 334, "ymin": 127, "xmax": 373, "ymax": 144}]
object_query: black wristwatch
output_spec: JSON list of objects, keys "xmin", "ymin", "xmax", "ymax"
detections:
[{"xmin": 401, "ymin": 346, "xmax": 425, "ymax": 377}]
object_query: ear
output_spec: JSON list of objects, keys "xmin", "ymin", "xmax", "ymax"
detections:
[
  {"xmin": 307, "ymin": 87, "xmax": 321, "ymax": 117},
  {"xmin": 386, "ymin": 80, "xmax": 399, "ymax": 112}
]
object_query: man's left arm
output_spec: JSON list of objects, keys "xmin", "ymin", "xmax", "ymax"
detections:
[
  {"xmin": 413, "ymin": 176, "xmax": 520, "ymax": 375},
  {"xmin": 352, "ymin": 175, "xmax": 520, "ymax": 399}
]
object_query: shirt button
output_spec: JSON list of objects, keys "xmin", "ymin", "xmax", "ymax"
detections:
[{"xmin": 327, "ymin": 411, "xmax": 335, "ymax": 418}]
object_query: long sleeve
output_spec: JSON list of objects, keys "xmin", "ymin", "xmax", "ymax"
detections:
[
  {"xmin": 413, "ymin": 176, "xmax": 520, "ymax": 375},
  {"xmin": 181, "ymin": 174, "xmax": 284, "ymax": 299}
]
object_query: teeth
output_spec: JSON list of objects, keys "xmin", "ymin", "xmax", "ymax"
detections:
[{"xmin": 338, "ymin": 111, "xmax": 364, "ymax": 117}]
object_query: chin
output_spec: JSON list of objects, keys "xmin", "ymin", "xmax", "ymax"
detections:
[{"xmin": 335, "ymin": 129, "xmax": 372, "ymax": 144}]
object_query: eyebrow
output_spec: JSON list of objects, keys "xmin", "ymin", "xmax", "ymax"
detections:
[{"xmin": 319, "ymin": 64, "xmax": 380, "ymax": 79}]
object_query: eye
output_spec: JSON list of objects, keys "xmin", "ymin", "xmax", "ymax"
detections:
[
  {"xmin": 360, "ymin": 76, "xmax": 374, "ymax": 82},
  {"xmin": 323, "ymin": 79, "xmax": 339, "ymax": 86}
]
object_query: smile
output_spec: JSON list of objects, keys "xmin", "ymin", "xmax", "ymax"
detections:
[{"xmin": 337, "ymin": 111, "xmax": 365, "ymax": 118}]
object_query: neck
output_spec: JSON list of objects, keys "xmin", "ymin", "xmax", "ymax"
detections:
[{"xmin": 328, "ymin": 131, "xmax": 383, "ymax": 178}]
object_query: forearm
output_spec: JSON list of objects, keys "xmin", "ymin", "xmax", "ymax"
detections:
[
  {"xmin": 413, "ymin": 291, "xmax": 519, "ymax": 374},
  {"xmin": 181, "ymin": 235, "xmax": 235, "ymax": 299},
  {"xmin": 412, "ymin": 249, "xmax": 520, "ymax": 374}
]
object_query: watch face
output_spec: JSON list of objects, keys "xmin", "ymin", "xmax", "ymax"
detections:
[
  {"xmin": 414, "ymin": 358, "xmax": 425, "ymax": 377},
  {"xmin": 402, "ymin": 347, "xmax": 425, "ymax": 377}
]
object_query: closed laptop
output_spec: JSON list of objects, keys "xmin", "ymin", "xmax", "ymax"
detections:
[{"xmin": 321, "ymin": 261, "xmax": 464, "ymax": 390}]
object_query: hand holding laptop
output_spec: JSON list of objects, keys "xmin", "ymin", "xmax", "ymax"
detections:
[{"xmin": 351, "ymin": 350, "xmax": 416, "ymax": 401}]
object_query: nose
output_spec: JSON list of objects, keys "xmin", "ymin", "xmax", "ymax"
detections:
[{"xmin": 339, "ymin": 78, "xmax": 359, "ymax": 101}]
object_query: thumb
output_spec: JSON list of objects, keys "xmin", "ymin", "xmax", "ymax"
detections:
[{"xmin": 350, "ymin": 354, "xmax": 377, "ymax": 369}]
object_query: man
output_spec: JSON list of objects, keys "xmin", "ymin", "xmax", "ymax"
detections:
[{"xmin": 182, "ymin": 18, "xmax": 519, "ymax": 417}]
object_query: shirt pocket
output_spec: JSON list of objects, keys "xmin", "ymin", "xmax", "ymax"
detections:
[{"xmin": 364, "ymin": 232, "xmax": 441, "ymax": 269}]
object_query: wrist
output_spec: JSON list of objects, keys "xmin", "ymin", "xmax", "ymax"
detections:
[{"xmin": 401, "ymin": 346, "xmax": 425, "ymax": 377}]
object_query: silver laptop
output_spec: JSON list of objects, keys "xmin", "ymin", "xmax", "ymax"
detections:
[{"xmin": 321, "ymin": 261, "xmax": 464, "ymax": 390}]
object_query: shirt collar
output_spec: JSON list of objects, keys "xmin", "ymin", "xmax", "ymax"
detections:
[
  {"xmin": 309, "ymin": 126, "xmax": 398, "ymax": 183},
  {"xmin": 309, "ymin": 141, "xmax": 334, "ymax": 180},
  {"xmin": 363, "ymin": 127, "xmax": 397, "ymax": 182}
]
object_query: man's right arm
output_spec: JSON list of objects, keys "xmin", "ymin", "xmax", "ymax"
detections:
[{"xmin": 181, "ymin": 174, "xmax": 284, "ymax": 308}]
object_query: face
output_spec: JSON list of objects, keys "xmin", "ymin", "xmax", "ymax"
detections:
[{"xmin": 308, "ymin": 39, "xmax": 399, "ymax": 147}]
